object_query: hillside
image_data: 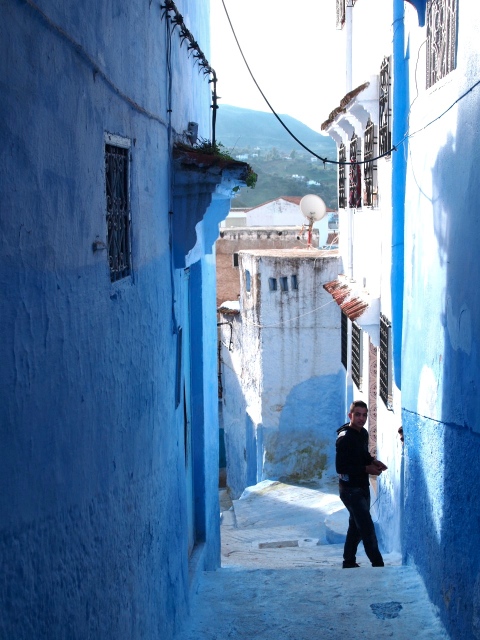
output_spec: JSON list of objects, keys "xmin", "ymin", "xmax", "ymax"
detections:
[{"xmin": 215, "ymin": 105, "xmax": 338, "ymax": 208}]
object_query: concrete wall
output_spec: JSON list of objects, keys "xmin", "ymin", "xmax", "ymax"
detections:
[
  {"xmin": 216, "ymin": 227, "xmax": 319, "ymax": 308},
  {"xmin": 401, "ymin": 2, "xmax": 480, "ymax": 637},
  {"xmin": 220, "ymin": 250, "xmax": 346, "ymax": 496},
  {"xmin": 245, "ymin": 198, "xmax": 303, "ymax": 226},
  {"xmin": 0, "ymin": 1, "xmax": 228, "ymax": 637}
]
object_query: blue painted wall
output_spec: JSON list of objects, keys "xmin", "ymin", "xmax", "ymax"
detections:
[
  {"xmin": 0, "ymin": 1, "xmax": 231, "ymax": 637},
  {"xmin": 400, "ymin": 4, "xmax": 480, "ymax": 636}
]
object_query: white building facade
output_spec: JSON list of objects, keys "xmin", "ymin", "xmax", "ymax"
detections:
[{"xmin": 219, "ymin": 249, "xmax": 346, "ymax": 498}]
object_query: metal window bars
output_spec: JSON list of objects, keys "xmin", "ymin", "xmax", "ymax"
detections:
[
  {"xmin": 351, "ymin": 322, "xmax": 363, "ymax": 390},
  {"xmin": 379, "ymin": 56, "xmax": 391, "ymax": 158},
  {"xmin": 379, "ymin": 314, "xmax": 393, "ymax": 409},
  {"xmin": 426, "ymin": 0, "xmax": 457, "ymax": 88},
  {"xmin": 336, "ymin": 0, "xmax": 346, "ymax": 29},
  {"xmin": 341, "ymin": 311, "xmax": 348, "ymax": 370},
  {"xmin": 349, "ymin": 132, "xmax": 362, "ymax": 209},
  {"xmin": 105, "ymin": 144, "xmax": 131, "ymax": 282},
  {"xmin": 339, "ymin": 144, "xmax": 347, "ymax": 209},
  {"xmin": 364, "ymin": 119, "xmax": 377, "ymax": 207}
]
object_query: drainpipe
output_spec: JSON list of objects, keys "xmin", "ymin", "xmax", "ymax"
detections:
[
  {"xmin": 392, "ymin": 0, "xmax": 408, "ymax": 390},
  {"xmin": 346, "ymin": 2, "xmax": 353, "ymax": 279},
  {"xmin": 345, "ymin": 2, "xmax": 353, "ymax": 93}
]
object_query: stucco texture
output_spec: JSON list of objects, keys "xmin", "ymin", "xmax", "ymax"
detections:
[{"xmin": 0, "ymin": 0, "xmax": 221, "ymax": 637}]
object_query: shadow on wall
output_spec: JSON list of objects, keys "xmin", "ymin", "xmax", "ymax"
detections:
[
  {"xmin": 263, "ymin": 371, "xmax": 346, "ymax": 483},
  {"xmin": 403, "ymin": 88, "xmax": 480, "ymax": 639},
  {"xmin": 220, "ymin": 351, "xmax": 250, "ymax": 499}
]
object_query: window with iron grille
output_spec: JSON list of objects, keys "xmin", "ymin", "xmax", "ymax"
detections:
[
  {"xmin": 351, "ymin": 322, "xmax": 363, "ymax": 389},
  {"xmin": 105, "ymin": 141, "xmax": 131, "ymax": 282},
  {"xmin": 349, "ymin": 132, "xmax": 362, "ymax": 209},
  {"xmin": 233, "ymin": 253, "xmax": 239, "ymax": 267},
  {"xmin": 364, "ymin": 119, "xmax": 376, "ymax": 207},
  {"xmin": 379, "ymin": 56, "xmax": 391, "ymax": 157},
  {"xmin": 336, "ymin": 0, "xmax": 346, "ymax": 29},
  {"xmin": 426, "ymin": 0, "xmax": 457, "ymax": 89},
  {"xmin": 379, "ymin": 314, "xmax": 392, "ymax": 409},
  {"xmin": 341, "ymin": 311, "xmax": 348, "ymax": 370},
  {"xmin": 339, "ymin": 144, "xmax": 346, "ymax": 209}
]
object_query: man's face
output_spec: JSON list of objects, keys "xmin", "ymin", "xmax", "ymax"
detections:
[{"xmin": 349, "ymin": 406, "xmax": 368, "ymax": 430}]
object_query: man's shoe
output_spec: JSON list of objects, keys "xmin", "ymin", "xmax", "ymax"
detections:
[
  {"xmin": 342, "ymin": 562, "xmax": 360, "ymax": 568},
  {"xmin": 372, "ymin": 562, "xmax": 384, "ymax": 567}
]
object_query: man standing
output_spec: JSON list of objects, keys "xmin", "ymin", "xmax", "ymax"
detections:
[{"xmin": 336, "ymin": 400, "xmax": 387, "ymax": 568}]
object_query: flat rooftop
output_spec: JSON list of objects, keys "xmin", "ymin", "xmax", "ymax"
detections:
[{"xmin": 238, "ymin": 248, "xmax": 339, "ymax": 258}]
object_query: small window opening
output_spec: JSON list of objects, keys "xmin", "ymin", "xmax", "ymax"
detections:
[
  {"xmin": 291, "ymin": 275, "xmax": 298, "ymax": 290},
  {"xmin": 245, "ymin": 270, "xmax": 251, "ymax": 292},
  {"xmin": 233, "ymin": 253, "xmax": 239, "ymax": 267},
  {"xmin": 269, "ymin": 277, "xmax": 277, "ymax": 291},
  {"xmin": 280, "ymin": 277, "xmax": 288, "ymax": 291}
]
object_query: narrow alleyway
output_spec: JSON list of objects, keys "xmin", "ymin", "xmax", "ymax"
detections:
[{"xmin": 175, "ymin": 481, "xmax": 449, "ymax": 639}]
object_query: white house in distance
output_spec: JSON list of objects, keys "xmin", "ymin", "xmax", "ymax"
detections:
[
  {"xmin": 220, "ymin": 196, "xmax": 337, "ymax": 247},
  {"xmin": 219, "ymin": 248, "xmax": 346, "ymax": 498}
]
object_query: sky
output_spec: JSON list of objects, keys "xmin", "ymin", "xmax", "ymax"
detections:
[{"xmin": 210, "ymin": 0, "xmax": 347, "ymax": 134}]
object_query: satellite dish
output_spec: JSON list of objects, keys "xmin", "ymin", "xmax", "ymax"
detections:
[{"xmin": 300, "ymin": 194, "xmax": 327, "ymax": 223}]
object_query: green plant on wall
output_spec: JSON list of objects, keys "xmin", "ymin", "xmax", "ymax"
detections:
[{"xmin": 175, "ymin": 139, "xmax": 257, "ymax": 190}]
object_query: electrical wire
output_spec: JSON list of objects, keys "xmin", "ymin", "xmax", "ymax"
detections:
[
  {"xmin": 241, "ymin": 296, "xmax": 335, "ymax": 329},
  {"xmin": 220, "ymin": 0, "xmax": 397, "ymax": 166},
  {"xmin": 221, "ymin": 0, "xmax": 480, "ymax": 167}
]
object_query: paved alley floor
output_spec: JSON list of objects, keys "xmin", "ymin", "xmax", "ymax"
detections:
[{"xmin": 175, "ymin": 480, "xmax": 449, "ymax": 639}]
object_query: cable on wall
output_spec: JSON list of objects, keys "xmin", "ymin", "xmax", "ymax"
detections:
[{"xmin": 161, "ymin": 0, "xmax": 219, "ymax": 145}]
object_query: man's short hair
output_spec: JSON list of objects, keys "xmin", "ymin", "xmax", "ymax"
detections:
[{"xmin": 349, "ymin": 400, "xmax": 368, "ymax": 413}]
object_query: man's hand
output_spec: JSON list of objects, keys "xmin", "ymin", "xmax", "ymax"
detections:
[
  {"xmin": 366, "ymin": 460, "xmax": 388, "ymax": 475},
  {"xmin": 365, "ymin": 464, "xmax": 382, "ymax": 476}
]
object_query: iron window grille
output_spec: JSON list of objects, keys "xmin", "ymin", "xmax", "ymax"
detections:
[
  {"xmin": 339, "ymin": 144, "xmax": 347, "ymax": 209},
  {"xmin": 349, "ymin": 132, "xmax": 362, "ymax": 209},
  {"xmin": 379, "ymin": 56, "xmax": 391, "ymax": 158},
  {"xmin": 364, "ymin": 119, "xmax": 377, "ymax": 207},
  {"xmin": 379, "ymin": 313, "xmax": 393, "ymax": 409},
  {"xmin": 336, "ymin": 0, "xmax": 346, "ymax": 29},
  {"xmin": 351, "ymin": 322, "xmax": 363, "ymax": 389},
  {"xmin": 341, "ymin": 311, "xmax": 348, "ymax": 370},
  {"xmin": 426, "ymin": 0, "xmax": 457, "ymax": 89},
  {"xmin": 105, "ymin": 143, "xmax": 132, "ymax": 282}
]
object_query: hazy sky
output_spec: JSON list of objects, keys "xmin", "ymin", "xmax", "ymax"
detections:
[{"xmin": 210, "ymin": 0, "xmax": 347, "ymax": 133}]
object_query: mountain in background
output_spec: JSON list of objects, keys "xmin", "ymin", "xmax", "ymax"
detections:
[{"xmin": 215, "ymin": 105, "xmax": 338, "ymax": 209}]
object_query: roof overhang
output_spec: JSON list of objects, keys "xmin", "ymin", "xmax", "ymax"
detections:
[
  {"xmin": 323, "ymin": 277, "xmax": 379, "ymax": 327},
  {"xmin": 321, "ymin": 77, "xmax": 380, "ymax": 141}
]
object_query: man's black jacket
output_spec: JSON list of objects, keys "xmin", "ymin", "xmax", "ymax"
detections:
[{"xmin": 335, "ymin": 423, "xmax": 374, "ymax": 489}]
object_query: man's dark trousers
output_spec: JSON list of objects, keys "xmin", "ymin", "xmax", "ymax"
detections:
[{"xmin": 339, "ymin": 485, "xmax": 384, "ymax": 567}]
